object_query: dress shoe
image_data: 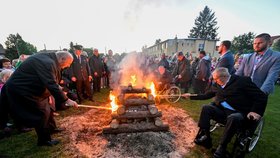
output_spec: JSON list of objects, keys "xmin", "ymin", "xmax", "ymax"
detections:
[
  {"xmin": 37, "ymin": 139, "xmax": 60, "ymax": 146},
  {"xmin": 194, "ymin": 135, "xmax": 212, "ymax": 149},
  {"xmin": 51, "ymin": 127, "xmax": 65, "ymax": 134},
  {"xmin": 214, "ymin": 145, "xmax": 227, "ymax": 158}
]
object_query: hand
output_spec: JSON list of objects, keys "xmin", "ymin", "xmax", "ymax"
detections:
[
  {"xmin": 182, "ymin": 93, "xmax": 191, "ymax": 98},
  {"xmin": 65, "ymin": 99, "xmax": 78, "ymax": 108},
  {"xmin": 178, "ymin": 75, "xmax": 182, "ymax": 79},
  {"xmin": 94, "ymin": 72, "xmax": 98, "ymax": 76},
  {"xmin": 89, "ymin": 75, "xmax": 92, "ymax": 81},
  {"xmin": 202, "ymin": 78, "xmax": 206, "ymax": 81},
  {"xmin": 60, "ymin": 80, "xmax": 64, "ymax": 84},
  {"xmin": 71, "ymin": 77, "xmax": 77, "ymax": 82},
  {"xmin": 247, "ymin": 112, "xmax": 261, "ymax": 121}
]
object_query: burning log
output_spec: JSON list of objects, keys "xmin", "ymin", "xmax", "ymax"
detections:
[
  {"xmin": 103, "ymin": 122, "xmax": 169, "ymax": 134},
  {"xmin": 148, "ymin": 104, "xmax": 158, "ymax": 115},
  {"xmin": 110, "ymin": 119, "xmax": 120, "ymax": 129},
  {"xmin": 124, "ymin": 98, "xmax": 155, "ymax": 106},
  {"xmin": 121, "ymin": 88, "xmax": 151, "ymax": 94},
  {"xmin": 112, "ymin": 111, "xmax": 162, "ymax": 119},
  {"xmin": 154, "ymin": 117, "xmax": 164, "ymax": 127},
  {"xmin": 117, "ymin": 106, "xmax": 126, "ymax": 115}
]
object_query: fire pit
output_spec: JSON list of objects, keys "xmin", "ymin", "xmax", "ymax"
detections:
[{"xmin": 103, "ymin": 84, "xmax": 169, "ymax": 134}]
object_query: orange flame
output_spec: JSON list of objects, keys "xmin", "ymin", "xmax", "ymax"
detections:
[
  {"xmin": 130, "ymin": 75, "xmax": 137, "ymax": 86},
  {"xmin": 110, "ymin": 91, "xmax": 118, "ymax": 112},
  {"xmin": 150, "ymin": 82, "xmax": 156, "ymax": 97}
]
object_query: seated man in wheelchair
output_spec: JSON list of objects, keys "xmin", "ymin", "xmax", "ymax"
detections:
[
  {"xmin": 183, "ymin": 67, "xmax": 267, "ymax": 158},
  {"xmin": 155, "ymin": 66, "xmax": 173, "ymax": 91}
]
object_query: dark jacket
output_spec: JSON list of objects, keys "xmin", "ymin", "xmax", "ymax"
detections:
[
  {"xmin": 190, "ymin": 75, "xmax": 267, "ymax": 116},
  {"xmin": 216, "ymin": 51, "xmax": 235, "ymax": 74},
  {"xmin": 172, "ymin": 57, "xmax": 192, "ymax": 82},
  {"xmin": 89, "ymin": 55, "xmax": 105, "ymax": 77},
  {"xmin": 157, "ymin": 70, "xmax": 173, "ymax": 86},
  {"xmin": 195, "ymin": 56, "xmax": 211, "ymax": 80},
  {"xmin": 4, "ymin": 52, "xmax": 68, "ymax": 126},
  {"xmin": 69, "ymin": 54, "xmax": 91, "ymax": 81},
  {"xmin": 158, "ymin": 58, "xmax": 170, "ymax": 70}
]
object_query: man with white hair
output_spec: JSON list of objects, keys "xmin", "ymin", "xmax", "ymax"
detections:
[
  {"xmin": 183, "ymin": 67, "xmax": 267, "ymax": 158},
  {"xmin": 2, "ymin": 51, "xmax": 78, "ymax": 146}
]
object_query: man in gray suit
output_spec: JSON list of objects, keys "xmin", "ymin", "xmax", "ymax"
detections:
[{"xmin": 236, "ymin": 33, "xmax": 280, "ymax": 95}]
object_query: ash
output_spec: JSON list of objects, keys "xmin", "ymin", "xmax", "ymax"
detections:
[{"xmin": 59, "ymin": 104, "xmax": 198, "ymax": 158}]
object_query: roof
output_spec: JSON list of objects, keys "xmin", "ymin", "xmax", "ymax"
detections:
[{"xmin": 146, "ymin": 38, "xmax": 219, "ymax": 49}]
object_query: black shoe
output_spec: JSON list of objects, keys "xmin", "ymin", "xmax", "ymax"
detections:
[
  {"xmin": 214, "ymin": 145, "xmax": 227, "ymax": 158},
  {"xmin": 37, "ymin": 139, "xmax": 60, "ymax": 146},
  {"xmin": 194, "ymin": 135, "xmax": 212, "ymax": 149},
  {"xmin": 51, "ymin": 127, "xmax": 65, "ymax": 134}
]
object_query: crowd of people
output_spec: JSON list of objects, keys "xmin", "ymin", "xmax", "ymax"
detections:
[{"xmin": 0, "ymin": 33, "xmax": 280, "ymax": 158}]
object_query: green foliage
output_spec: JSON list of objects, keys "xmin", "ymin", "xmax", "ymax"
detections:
[
  {"xmin": 231, "ymin": 32, "xmax": 255, "ymax": 53},
  {"xmin": 189, "ymin": 6, "xmax": 219, "ymax": 40},
  {"xmin": 272, "ymin": 38, "xmax": 280, "ymax": 51},
  {"xmin": 4, "ymin": 33, "xmax": 37, "ymax": 60}
]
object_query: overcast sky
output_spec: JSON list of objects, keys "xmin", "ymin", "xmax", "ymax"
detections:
[{"xmin": 0, "ymin": 0, "xmax": 279, "ymax": 53}]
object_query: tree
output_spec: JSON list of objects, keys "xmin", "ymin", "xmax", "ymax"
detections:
[
  {"xmin": 4, "ymin": 33, "xmax": 37, "ymax": 60},
  {"xmin": 272, "ymin": 38, "xmax": 280, "ymax": 52},
  {"xmin": 231, "ymin": 32, "xmax": 255, "ymax": 53},
  {"xmin": 189, "ymin": 6, "xmax": 219, "ymax": 40}
]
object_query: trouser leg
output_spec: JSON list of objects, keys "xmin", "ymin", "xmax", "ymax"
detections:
[
  {"xmin": 198, "ymin": 104, "xmax": 227, "ymax": 130},
  {"xmin": 36, "ymin": 105, "xmax": 52, "ymax": 144},
  {"xmin": 219, "ymin": 112, "xmax": 244, "ymax": 147}
]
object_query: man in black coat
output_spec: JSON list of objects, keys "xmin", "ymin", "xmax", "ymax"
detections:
[
  {"xmin": 89, "ymin": 49, "xmax": 105, "ymax": 92},
  {"xmin": 69, "ymin": 45, "xmax": 93, "ymax": 103},
  {"xmin": 3, "ymin": 51, "xmax": 78, "ymax": 146},
  {"xmin": 158, "ymin": 53, "xmax": 170, "ymax": 70},
  {"xmin": 193, "ymin": 51, "xmax": 211, "ymax": 94},
  {"xmin": 183, "ymin": 67, "xmax": 267, "ymax": 158},
  {"xmin": 172, "ymin": 52, "xmax": 192, "ymax": 93}
]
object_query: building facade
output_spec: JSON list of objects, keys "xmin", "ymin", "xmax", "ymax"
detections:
[{"xmin": 143, "ymin": 38, "xmax": 219, "ymax": 58}]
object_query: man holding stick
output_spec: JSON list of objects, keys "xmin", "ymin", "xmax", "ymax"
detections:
[
  {"xmin": 183, "ymin": 67, "xmax": 267, "ymax": 158},
  {"xmin": 2, "ymin": 51, "xmax": 78, "ymax": 146}
]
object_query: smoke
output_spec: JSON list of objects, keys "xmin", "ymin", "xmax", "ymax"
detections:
[
  {"xmin": 124, "ymin": 0, "xmax": 187, "ymax": 31},
  {"xmin": 110, "ymin": 52, "xmax": 157, "ymax": 92}
]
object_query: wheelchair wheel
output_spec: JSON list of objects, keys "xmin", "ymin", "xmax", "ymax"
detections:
[
  {"xmin": 165, "ymin": 86, "xmax": 181, "ymax": 103},
  {"xmin": 247, "ymin": 118, "xmax": 264, "ymax": 152}
]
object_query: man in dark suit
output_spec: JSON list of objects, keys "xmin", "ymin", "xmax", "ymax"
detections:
[
  {"xmin": 183, "ymin": 67, "xmax": 267, "ymax": 158},
  {"xmin": 2, "ymin": 51, "xmax": 78, "ymax": 146},
  {"xmin": 69, "ymin": 45, "xmax": 93, "ymax": 103},
  {"xmin": 236, "ymin": 33, "xmax": 280, "ymax": 95},
  {"xmin": 172, "ymin": 52, "xmax": 192, "ymax": 93},
  {"xmin": 89, "ymin": 48, "xmax": 105, "ymax": 92},
  {"xmin": 216, "ymin": 40, "xmax": 235, "ymax": 74}
]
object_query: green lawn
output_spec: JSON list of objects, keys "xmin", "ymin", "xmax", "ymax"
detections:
[{"xmin": 0, "ymin": 86, "xmax": 279, "ymax": 158}]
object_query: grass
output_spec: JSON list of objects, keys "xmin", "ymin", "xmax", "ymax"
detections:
[{"xmin": 0, "ymin": 86, "xmax": 279, "ymax": 158}]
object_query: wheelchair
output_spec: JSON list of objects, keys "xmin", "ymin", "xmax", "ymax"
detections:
[
  {"xmin": 154, "ymin": 82, "xmax": 181, "ymax": 104},
  {"xmin": 210, "ymin": 117, "xmax": 264, "ymax": 158}
]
